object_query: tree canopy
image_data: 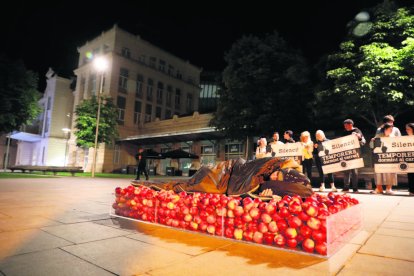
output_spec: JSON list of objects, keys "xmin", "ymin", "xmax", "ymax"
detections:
[
  {"xmin": 0, "ymin": 56, "xmax": 41, "ymax": 134},
  {"xmin": 74, "ymin": 96, "xmax": 119, "ymax": 148},
  {"xmin": 210, "ymin": 32, "xmax": 312, "ymax": 139},
  {"xmin": 315, "ymin": 1, "xmax": 414, "ymax": 128}
]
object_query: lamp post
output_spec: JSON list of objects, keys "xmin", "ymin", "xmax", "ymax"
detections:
[
  {"xmin": 91, "ymin": 57, "xmax": 108, "ymax": 177},
  {"xmin": 62, "ymin": 128, "xmax": 71, "ymax": 166}
]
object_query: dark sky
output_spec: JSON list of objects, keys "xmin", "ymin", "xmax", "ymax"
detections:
[{"xmin": 1, "ymin": 0, "xmax": 396, "ymax": 87}]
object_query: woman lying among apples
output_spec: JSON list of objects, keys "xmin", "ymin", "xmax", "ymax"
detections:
[{"xmin": 134, "ymin": 157, "xmax": 313, "ymax": 199}]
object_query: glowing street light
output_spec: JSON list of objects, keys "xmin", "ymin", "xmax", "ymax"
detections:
[{"xmin": 91, "ymin": 56, "xmax": 108, "ymax": 177}]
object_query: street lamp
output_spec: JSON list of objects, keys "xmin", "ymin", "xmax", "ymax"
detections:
[
  {"xmin": 91, "ymin": 56, "xmax": 108, "ymax": 177},
  {"xmin": 62, "ymin": 128, "xmax": 71, "ymax": 166}
]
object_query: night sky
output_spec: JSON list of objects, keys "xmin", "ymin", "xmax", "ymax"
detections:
[{"xmin": 1, "ymin": 0, "xmax": 397, "ymax": 88}]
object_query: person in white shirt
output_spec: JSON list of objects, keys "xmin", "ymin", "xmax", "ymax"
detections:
[
  {"xmin": 255, "ymin": 137, "xmax": 271, "ymax": 159},
  {"xmin": 376, "ymin": 115, "xmax": 401, "ymax": 136}
]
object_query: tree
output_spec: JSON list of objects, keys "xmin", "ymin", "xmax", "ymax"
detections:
[
  {"xmin": 0, "ymin": 55, "xmax": 41, "ymax": 133},
  {"xmin": 315, "ymin": 1, "xmax": 414, "ymax": 128},
  {"xmin": 74, "ymin": 96, "xmax": 119, "ymax": 148},
  {"xmin": 210, "ymin": 32, "xmax": 312, "ymax": 139}
]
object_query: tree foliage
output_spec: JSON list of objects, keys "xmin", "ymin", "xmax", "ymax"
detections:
[
  {"xmin": 210, "ymin": 32, "xmax": 312, "ymax": 138},
  {"xmin": 74, "ymin": 96, "xmax": 119, "ymax": 148},
  {"xmin": 0, "ymin": 55, "xmax": 41, "ymax": 133},
  {"xmin": 316, "ymin": 1, "xmax": 414, "ymax": 127}
]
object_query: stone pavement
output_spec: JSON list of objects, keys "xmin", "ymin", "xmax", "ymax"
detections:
[{"xmin": 0, "ymin": 177, "xmax": 413, "ymax": 275}]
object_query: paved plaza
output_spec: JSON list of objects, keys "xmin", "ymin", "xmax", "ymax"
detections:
[{"xmin": 0, "ymin": 176, "xmax": 413, "ymax": 275}]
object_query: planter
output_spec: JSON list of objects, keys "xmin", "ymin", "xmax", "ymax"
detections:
[{"xmin": 111, "ymin": 185, "xmax": 362, "ymax": 257}]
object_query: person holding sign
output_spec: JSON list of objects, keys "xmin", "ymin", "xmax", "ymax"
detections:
[
  {"xmin": 406, "ymin": 123, "xmax": 414, "ymax": 196},
  {"xmin": 300, "ymin": 131, "xmax": 314, "ymax": 181},
  {"xmin": 370, "ymin": 123, "xmax": 397, "ymax": 195},
  {"xmin": 342, "ymin": 119, "xmax": 366, "ymax": 193},
  {"xmin": 376, "ymin": 115, "xmax": 401, "ymax": 137},
  {"xmin": 313, "ymin": 130, "xmax": 337, "ymax": 192}
]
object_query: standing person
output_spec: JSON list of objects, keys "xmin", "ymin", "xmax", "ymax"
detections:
[
  {"xmin": 342, "ymin": 119, "xmax": 366, "ymax": 193},
  {"xmin": 406, "ymin": 123, "xmax": 414, "ymax": 196},
  {"xmin": 255, "ymin": 137, "xmax": 271, "ymax": 159},
  {"xmin": 376, "ymin": 115, "xmax": 402, "ymax": 136},
  {"xmin": 269, "ymin": 131, "xmax": 284, "ymax": 156},
  {"xmin": 284, "ymin": 130, "xmax": 295, "ymax": 143},
  {"xmin": 370, "ymin": 123, "xmax": 397, "ymax": 194},
  {"xmin": 300, "ymin": 131, "xmax": 314, "ymax": 181},
  {"xmin": 135, "ymin": 148, "xmax": 149, "ymax": 180},
  {"xmin": 313, "ymin": 130, "xmax": 337, "ymax": 192}
]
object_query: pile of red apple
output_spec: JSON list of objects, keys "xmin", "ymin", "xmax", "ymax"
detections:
[{"xmin": 113, "ymin": 185, "xmax": 359, "ymax": 256}]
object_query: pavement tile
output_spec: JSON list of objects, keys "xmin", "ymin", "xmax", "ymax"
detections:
[
  {"xmin": 0, "ymin": 216, "xmax": 61, "ymax": 231},
  {"xmin": 127, "ymin": 225, "xmax": 233, "ymax": 256},
  {"xmin": 338, "ymin": 253, "xmax": 414, "ymax": 276},
  {"xmin": 62, "ymin": 236, "xmax": 192, "ymax": 275},
  {"xmin": 380, "ymin": 221, "xmax": 414, "ymax": 231},
  {"xmin": 0, "ymin": 229, "xmax": 73, "ymax": 259},
  {"xmin": 348, "ymin": 230, "xmax": 372, "ymax": 245},
  {"xmin": 359, "ymin": 233, "xmax": 414, "ymax": 261},
  {"xmin": 41, "ymin": 221, "xmax": 130, "ymax": 243},
  {"xmin": 42, "ymin": 210, "xmax": 110, "ymax": 224},
  {"xmin": 0, "ymin": 248, "xmax": 113, "ymax": 276},
  {"xmin": 376, "ymin": 227, "xmax": 414, "ymax": 239}
]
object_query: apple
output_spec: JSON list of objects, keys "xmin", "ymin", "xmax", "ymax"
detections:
[
  {"xmin": 115, "ymin": 187, "xmax": 122, "ymax": 195},
  {"xmin": 315, "ymin": 242, "xmax": 327, "ymax": 255},
  {"xmin": 274, "ymin": 234, "xmax": 286, "ymax": 246},
  {"xmin": 207, "ymin": 225, "xmax": 216, "ymax": 234},
  {"xmin": 307, "ymin": 217, "xmax": 321, "ymax": 230},
  {"xmin": 268, "ymin": 221, "xmax": 278, "ymax": 233},
  {"xmin": 199, "ymin": 221, "xmax": 208, "ymax": 231},
  {"xmin": 284, "ymin": 227, "xmax": 298, "ymax": 239},
  {"xmin": 242, "ymin": 197, "xmax": 254, "ymax": 211},
  {"xmin": 233, "ymin": 206, "xmax": 244, "ymax": 217},
  {"xmin": 289, "ymin": 201, "xmax": 302, "ymax": 214},
  {"xmin": 265, "ymin": 202, "xmax": 276, "ymax": 215},
  {"xmin": 278, "ymin": 207, "xmax": 290, "ymax": 218},
  {"xmin": 189, "ymin": 206, "xmax": 198, "ymax": 216},
  {"xmin": 253, "ymin": 198, "xmax": 262, "ymax": 208},
  {"xmin": 317, "ymin": 209, "xmax": 330, "ymax": 220},
  {"xmin": 286, "ymin": 238, "xmax": 298, "ymax": 248},
  {"xmin": 227, "ymin": 209, "xmax": 235, "ymax": 218},
  {"xmin": 306, "ymin": 205, "xmax": 319, "ymax": 217},
  {"xmin": 171, "ymin": 219, "xmax": 180, "ymax": 227},
  {"xmin": 253, "ymin": 231, "xmax": 263, "ymax": 244},
  {"xmin": 227, "ymin": 198, "xmax": 239, "ymax": 210},
  {"xmin": 263, "ymin": 232, "xmax": 274, "ymax": 245},
  {"xmin": 225, "ymin": 227, "xmax": 234, "ymax": 238},
  {"xmin": 287, "ymin": 215, "xmax": 302, "ymax": 228},
  {"xmin": 243, "ymin": 230, "xmax": 254, "ymax": 241},
  {"xmin": 312, "ymin": 230, "xmax": 326, "ymax": 243},
  {"xmin": 258, "ymin": 222, "xmax": 268, "ymax": 233},
  {"xmin": 298, "ymin": 211, "xmax": 310, "ymax": 222},
  {"xmin": 184, "ymin": 214, "xmax": 193, "ymax": 222},
  {"xmin": 234, "ymin": 228, "xmax": 243, "ymax": 240},
  {"xmin": 190, "ymin": 221, "xmax": 198, "ymax": 230},
  {"xmin": 216, "ymin": 226, "xmax": 223, "ymax": 236},
  {"xmin": 249, "ymin": 207, "xmax": 260, "ymax": 220},
  {"xmin": 299, "ymin": 225, "xmax": 312, "ymax": 238},
  {"xmin": 261, "ymin": 213, "xmax": 272, "ymax": 224},
  {"xmin": 167, "ymin": 202, "xmax": 175, "ymax": 210},
  {"xmin": 302, "ymin": 238, "xmax": 315, "ymax": 253},
  {"xmin": 276, "ymin": 219, "xmax": 288, "ymax": 232}
]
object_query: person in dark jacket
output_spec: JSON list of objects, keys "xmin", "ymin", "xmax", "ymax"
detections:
[
  {"xmin": 283, "ymin": 130, "xmax": 295, "ymax": 143},
  {"xmin": 135, "ymin": 148, "xmax": 149, "ymax": 180},
  {"xmin": 342, "ymin": 119, "xmax": 366, "ymax": 193}
]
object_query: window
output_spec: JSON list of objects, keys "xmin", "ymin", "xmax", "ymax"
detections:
[
  {"xmin": 121, "ymin": 47, "xmax": 131, "ymax": 58},
  {"xmin": 149, "ymin": 57, "xmax": 156, "ymax": 68},
  {"xmin": 147, "ymin": 78, "xmax": 153, "ymax": 101},
  {"xmin": 224, "ymin": 142, "xmax": 244, "ymax": 160},
  {"xmin": 186, "ymin": 93, "xmax": 193, "ymax": 113},
  {"xmin": 159, "ymin": 60, "xmax": 166, "ymax": 72},
  {"xmin": 90, "ymin": 74, "xmax": 97, "ymax": 96},
  {"xmin": 117, "ymin": 96, "xmax": 126, "ymax": 124},
  {"xmin": 136, "ymin": 74, "xmax": 144, "ymax": 98},
  {"xmin": 118, "ymin": 68, "xmax": 128, "ymax": 93},
  {"xmin": 165, "ymin": 109, "xmax": 171, "ymax": 119},
  {"xmin": 156, "ymin": 106, "xmax": 162, "ymax": 119},
  {"xmin": 145, "ymin": 104, "xmax": 152, "ymax": 122},
  {"xmin": 175, "ymin": 89, "xmax": 181, "ymax": 110},
  {"xmin": 187, "ymin": 76, "xmax": 194, "ymax": 85},
  {"xmin": 134, "ymin": 101, "xmax": 142, "ymax": 125},
  {"xmin": 156, "ymin": 82, "xmax": 163, "ymax": 104},
  {"xmin": 166, "ymin": 85, "xmax": 172, "ymax": 107},
  {"xmin": 168, "ymin": 65, "xmax": 174, "ymax": 76},
  {"xmin": 113, "ymin": 144, "xmax": 121, "ymax": 164},
  {"xmin": 139, "ymin": 54, "xmax": 146, "ymax": 64},
  {"xmin": 176, "ymin": 70, "xmax": 182, "ymax": 79}
]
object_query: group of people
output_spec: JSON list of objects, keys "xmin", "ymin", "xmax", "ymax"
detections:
[{"xmin": 255, "ymin": 115, "xmax": 414, "ymax": 196}]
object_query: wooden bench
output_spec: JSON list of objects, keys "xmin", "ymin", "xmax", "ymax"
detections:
[{"xmin": 9, "ymin": 165, "xmax": 84, "ymax": 176}]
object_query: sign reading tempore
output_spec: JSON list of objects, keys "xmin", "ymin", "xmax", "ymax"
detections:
[
  {"xmin": 318, "ymin": 135, "xmax": 364, "ymax": 174},
  {"xmin": 372, "ymin": 136, "xmax": 414, "ymax": 173}
]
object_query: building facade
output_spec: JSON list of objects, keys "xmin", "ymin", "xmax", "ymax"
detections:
[{"xmin": 68, "ymin": 25, "xmax": 203, "ymax": 172}]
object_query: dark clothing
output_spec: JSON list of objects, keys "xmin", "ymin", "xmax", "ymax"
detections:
[
  {"xmin": 408, "ymin": 173, "xmax": 414, "ymax": 194},
  {"xmin": 302, "ymin": 158, "xmax": 313, "ymax": 180},
  {"xmin": 285, "ymin": 138, "xmax": 295, "ymax": 143},
  {"xmin": 313, "ymin": 139, "xmax": 334, "ymax": 184},
  {"xmin": 342, "ymin": 126, "xmax": 365, "ymax": 191},
  {"xmin": 135, "ymin": 151, "xmax": 149, "ymax": 180}
]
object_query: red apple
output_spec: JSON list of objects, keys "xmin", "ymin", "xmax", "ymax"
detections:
[
  {"xmin": 207, "ymin": 225, "xmax": 216, "ymax": 234},
  {"xmin": 268, "ymin": 221, "xmax": 278, "ymax": 233},
  {"xmin": 307, "ymin": 217, "xmax": 321, "ymax": 230},
  {"xmin": 199, "ymin": 221, "xmax": 208, "ymax": 231},
  {"xmin": 242, "ymin": 197, "xmax": 255, "ymax": 211},
  {"xmin": 253, "ymin": 231, "xmax": 263, "ymax": 243},
  {"xmin": 299, "ymin": 225, "xmax": 312, "ymax": 238},
  {"xmin": 306, "ymin": 205, "xmax": 319, "ymax": 217},
  {"xmin": 315, "ymin": 242, "xmax": 327, "ymax": 255},
  {"xmin": 276, "ymin": 219, "xmax": 288, "ymax": 232},
  {"xmin": 302, "ymin": 238, "xmax": 315, "ymax": 253},
  {"xmin": 312, "ymin": 230, "xmax": 326, "ymax": 243},
  {"xmin": 298, "ymin": 211, "xmax": 310, "ymax": 222},
  {"xmin": 234, "ymin": 228, "xmax": 243, "ymax": 240},
  {"xmin": 265, "ymin": 202, "xmax": 276, "ymax": 215},
  {"xmin": 190, "ymin": 221, "xmax": 198, "ymax": 230},
  {"xmin": 227, "ymin": 198, "xmax": 239, "ymax": 210},
  {"xmin": 284, "ymin": 227, "xmax": 298, "ymax": 239},
  {"xmin": 227, "ymin": 209, "xmax": 235, "ymax": 218},
  {"xmin": 278, "ymin": 207, "xmax": 290, "ymax": 218},
  {"xmin": 274, "ymin": 234, "xmax": 286, "ymax": 246},
  {"xmin": 263, "ymin": 232, "xmax": 274, "ymax": 245},
  {"xmin": 206, "ymin": 215, "xmax": 217, "ymax": 224},
  {"xmin": 243, "ymin": 230, "xmax": 254, "ymax": 241},
  {"xmin": 184, "ymin": 214, "xmax": 193, "ymax": 222},
  {"xmin": 249, "ymin": 207, "xmax": 260, "ymax": 220},
  {"xmin": 258, "ymin": 222, "xmax": 268, "ymax": 233},
  {"xmin": 287, "ymin": 215, "xmax": 302, "ymax": 228},
  {"xmin": 260, "ymin": 213, "xmax": 272, "ymax": 224},
  {"xmin": 225, "ymin": 227, "xmax": 234, "ymax": 238},
  {"xmin": 289, "ymin": 201, "xmax": 302, "ymax": 214},
  {"xmin": 286, "ymin": 238, "xmax": 298, "ymax": 248},
  {"xmin": 215, "ymin": 207, "xmax": 227, "ymax": 216},
  {"xmin": 233, "ymin": 206, "xmax": 244, "ymax": 217}
]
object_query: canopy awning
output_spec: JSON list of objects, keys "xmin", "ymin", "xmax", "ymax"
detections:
[
  {"xmin": 119, "ymin": 127, "xmax": 224, "ymax": 145},
  {"xmin": 10, "ymin": 131, "xmax": 42, "ymax": 142}
]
